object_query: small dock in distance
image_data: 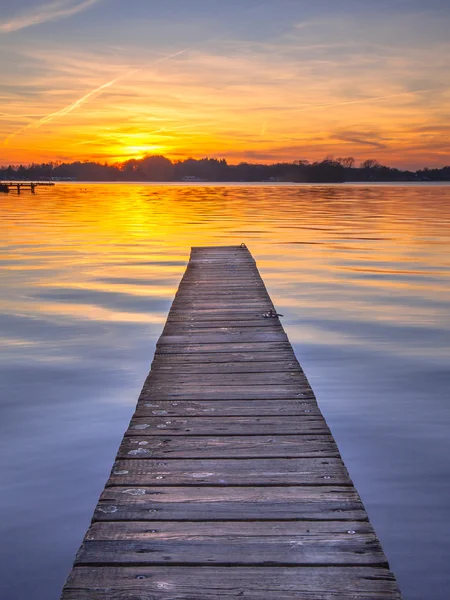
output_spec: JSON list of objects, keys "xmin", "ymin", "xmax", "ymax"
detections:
[
  {"xmin": 61, "ymin": 245, "xmax": 402, "ymax": 599},
  {"xmin": 0, "ymin": 181, "xmax": 55, "ymax": 194}
]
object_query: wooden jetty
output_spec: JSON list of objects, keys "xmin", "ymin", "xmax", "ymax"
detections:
[
  {"xmin": 61, "ymin": 245, "xmax": 401, "ymax": 599},
  {"xmin": 0, "ymin": 181, "xmax": 55, "ymax": 193}
]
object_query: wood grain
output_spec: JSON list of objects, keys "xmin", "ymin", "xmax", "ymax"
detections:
[
  {"xmin": 107, "ymin": 457, "xmax": 350, "ymax": 486},
  {"xmin": 62, "ymin": 567, "xmax": 401, "ymax": 599},
  {"xmin": 119, "ymin": 435, "xmax": 338, "ymax": 459},
  {"xmin": 134, "ymin": 399, "xmax": 319, "ymax": 417},
  {"xmin": 94, "ymin": 486, "xmax": 368, "ymax": 522},
  {"xmin": 126, "ymin": 416, "xmax": 329, "ymax": 436}
]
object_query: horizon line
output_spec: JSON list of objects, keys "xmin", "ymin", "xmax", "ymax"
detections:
[{"xmin": 1, "ymin": 155, "xmax": 449, "ymax": 172}]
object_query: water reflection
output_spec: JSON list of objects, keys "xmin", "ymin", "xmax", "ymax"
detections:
[{"xmin": 0, "ymin": 183, "xmax": 449, "ymax": 600}]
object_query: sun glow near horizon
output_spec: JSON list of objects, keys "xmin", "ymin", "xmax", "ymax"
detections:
[{"xmin": 114, "ymin": 144, "xmax": 170, "ymax": 162}]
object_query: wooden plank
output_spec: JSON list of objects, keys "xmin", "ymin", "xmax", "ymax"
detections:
[
  {"xmin": 144, "ymin": 372, "xmax": 306, "ymax": 385},
  {"xmin": 138, "ymin": 386, "xmax": 311, "ymax": 401},
  {"xmin": 178, "ymin": 281, "xmax": 264, "ymax": 287},
  {"xmin": 171, "ymin": 297, "xmax": 271, "ymax": 304},
  {"xmin": 156, "ymin": 331, "xmax": 288, "ymax": 344},
  {"xmin": 94, "ymin": 486, "xmax": 367, "ymax": 521},
  {"xmin": 155, "ymin": 342, "xmax": 292, "ymax": 354},
  {"xmin": 107, "ymin": 457, "xmax": 350, "ymax": 486},
  {"xmin": 61, "ymin": 245, "xmax": 401, "ymax": 600},
  {"xmin": 174, "ymin": 287, "xmax": 268, "ymax": 294},
  {"xmin": 171, "ymin": 299, "xmax": 272, "ymax": 305},
  {"xmin": 150, "ymin": 360, "xmax": 302, "ymax": 373},
  {"xmin": 169, "ymin": 305, "xmax": 274, "ymax": 312},
  {"xmin": 134, "ymin": 399, "xmax": 318, "ymax": 417},
  {"xmin": 119, "ymin": 435, "xmax": 339, "ymax": 458},
  {"xmin": 166, "ymin": 312, "xmax": 279, "ymax": 322},
  {"xmin": 166, "ymin": 315, "xmax": 277, "ymax": 323},
  {"xmin": 150, "ymin": 351, "xmax": 296, "ymax": 364},
  {"xmin": 162, "ymin": 321, "xmax": 284, "ymax": 331},
  {"xmin": 62, "ymin": 567, "xmax": 401, "ymax": 599},
  {"xmin": 85, "ymin": 520, "xmax": 375, "ymax": 539},
  {"xmin": 76, "ymin": 523, "xmax": 387, "ymax": 566},
  {"xmin": 126, "ymin": 416, "xmax": 328, "ymax": 436}
]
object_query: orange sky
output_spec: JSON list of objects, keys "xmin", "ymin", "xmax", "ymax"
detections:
[{"xmin": 1, "ymin": 1, "xmax": 449, "ymax": 168}]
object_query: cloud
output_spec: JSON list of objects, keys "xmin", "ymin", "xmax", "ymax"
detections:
[
  {"xmin": 331, "ymin": 131, "xmax": 388, "ymax": 149},
  {"xmin": 0, "ymin": 0, "xmax": 101, "ymax": 33}
]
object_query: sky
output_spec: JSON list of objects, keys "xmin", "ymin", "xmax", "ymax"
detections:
[{"xmin": 0, "ymin": 0, "xmax": 449, "ymax": 168}]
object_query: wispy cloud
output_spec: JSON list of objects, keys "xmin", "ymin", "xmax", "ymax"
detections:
[
  {"xmin": 0, "ymin": 0, "xmax": 101, "ymax": 33},
  {"xmin": 331, "ymin": 130, "xmax": 388, "ymax": 149},
  {"xmin": 291, "ymin": 87, "xmax": 447, "ymax": 114}
]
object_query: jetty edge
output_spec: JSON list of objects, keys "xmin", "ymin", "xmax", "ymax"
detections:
[
  {"xmin": 61, "ymin": 244, "xmax": 402, "ymax": 599},
  {"xmin": 0, "ymin": 181, "xmax": 55, "ymax": 193}
]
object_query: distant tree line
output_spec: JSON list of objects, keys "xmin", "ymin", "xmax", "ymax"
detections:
[{"xmin": 1, "ymin": 155, "xmax": 449, "ymax": 183}]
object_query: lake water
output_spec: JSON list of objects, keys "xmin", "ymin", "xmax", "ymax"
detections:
[{"xmin": 0, "ymin": 182, "xmax": 449, "ymax": 599}]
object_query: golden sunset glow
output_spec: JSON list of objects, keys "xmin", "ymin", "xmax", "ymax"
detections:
[{"xmin": 1, "ymin": 1, "xmax": 449, "ymax": 168}]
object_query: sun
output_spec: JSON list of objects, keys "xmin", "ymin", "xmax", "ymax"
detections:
[{"xmin": 114, "ymin": 144, "xmax": 168, "ymax": 161}]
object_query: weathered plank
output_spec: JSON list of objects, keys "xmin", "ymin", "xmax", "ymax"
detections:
[
  {"xmin": 157, "ymin": 331, "xmax": 288, "ymax": 344},
  {"xmin": 61, "ymin": 245, "xmax": 401, "ymax": 600},
  {"xmin": 134, "ymin": 399, "xmax": 319, "ymax": 417},
  {"xmin": 150, "ymin": 350, "xmax": 296, "ymax": 363},
  {"xmin": 166, "ymin": 310, "xmax": 276, "ymax": 321},
  {"xmin": 162, "ymin": 321, "xmax": 285, "ymax": 331},
  {"xmin": 119, "ymin": 435, "xmax": 339, "ymax": 459},
  {"xmin": 94, "ymin": 486, "xmax": 368, "ymax": 522},
  {"xmin": 107, "ymin": 457, "xmax": 351, "ymax": 486},
  {"xmin": 144, "ymin": 371, "xmax": 306, "ymax": 384},
  {"xmin": 85, "ymin": 520, "xmax": 375, "ymax": 539},
  {"xmin": 138, "ymin": 387, "xmax": 312, "ymax": 401},
  {"xmin": 76, "ymin": 529, "xmax": 387, "ymax": 566},
  {"xmin": 150, "ymin": 360, "xmax": 302, "ymax": 373},
  {"xmin": 126, "ymin": 416, "xmax": 329, "ymax": 435},
  {"xmin": 155, "ymin": 341, "xmax": 293, "ymax": 354},
  {"xmin": 62, "ymin": 567, "xmax": 401, "ymax": 599}
]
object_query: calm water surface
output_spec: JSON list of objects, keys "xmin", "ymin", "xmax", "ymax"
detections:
[{"xmin": 0, "ymin": 183, "xmax": 449, "ymax": 599}]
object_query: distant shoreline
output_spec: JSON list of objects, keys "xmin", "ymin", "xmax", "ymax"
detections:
[
  {"xmin": 2, "ymin": 156, "xmax": 449, "ymax": 184},
  {"xmin": 3, "ymin": 180, "xmax": 450, "ymax": 186}
]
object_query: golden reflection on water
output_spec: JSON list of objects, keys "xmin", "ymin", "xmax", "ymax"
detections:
[{"xmin": 0, "ymin": 183, "xmax": 449, "ymax": 342}]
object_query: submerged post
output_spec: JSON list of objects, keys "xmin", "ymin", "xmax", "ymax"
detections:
[{"xmin": 61, "ymin": 245, "xmax": 401, "ymax": 599}]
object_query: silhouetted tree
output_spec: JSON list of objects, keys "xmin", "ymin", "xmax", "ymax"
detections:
[
  {"xmin": 305, "ymin": 159, "xmax": 345, "ymax": 183},
  {"xmin": 336, "ymin": 157, "xmax": 355, "ymax": 168},
  {"xmin": 136, "ymin": 155, "xmax": 174, "ymax": 181},
  {"xmin": 174, "ymin": 158, "xmax": 229, "ymax": 181},
  {"xmin": 360, "ymin": 159, "xmax": 381, "ymax": 169}
]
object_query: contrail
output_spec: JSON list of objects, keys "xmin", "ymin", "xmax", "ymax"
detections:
[
  {"xmin": 292, "ymin": 86, "xmax": 445, "ymax": 114},
  {"xmin": 0, "ymin": 0, "xmax": 101, "ymax": 33},
  {"xmin": 154, "ymin": 49, "xmax": 188, "ymax": 63},
  {"xmin": 4, "ymin": 48, "xmax": 190, "ymax": 145},
  {"xmin": 4, "ymin": 71, "xmax": 136, "ymax": 145},
  {"xmin": 34, "ymin": 74, "xmax": 130, "ymax": 126}
]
